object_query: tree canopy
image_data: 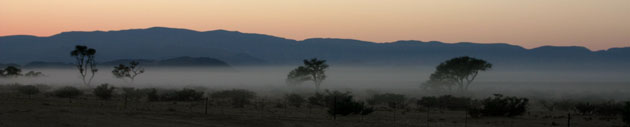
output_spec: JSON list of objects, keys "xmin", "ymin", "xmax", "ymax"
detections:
[
  {"xmin": 286, "ymin": 58, "xmax": 329, "ymax": 92},
  {"xmin": 70, "ymin": 45, "xmax": 97, "ymax": 87},
  {"xmin": 423, "ymin": 56, "xmax": 492, "ymax": 92}
]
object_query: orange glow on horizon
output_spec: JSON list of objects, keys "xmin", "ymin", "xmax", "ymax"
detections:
[{"xmin": 1, "ymin": 0, "xmax": 629, "ymax": 50}]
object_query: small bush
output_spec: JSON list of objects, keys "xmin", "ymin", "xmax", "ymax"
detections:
[
  {"xmin": 17, "ymin": 85, "xmax": 40, "ymax": 98},
  {"xmin": 308, "ymin": 90, "xmax": 374, "ymax": 118},
  {"xmin": 93, "ymin": 84, "xmax": 115, "ymax": 100},
  {"xmin": 121, "ymin": 87, "xmax": 145, "ymax": 101},
  {"xmin": 417, "ymin": 95, "xmax": 472, "ymax": 110},
  {"xmin": 146, "ymin": 88, "xmax": 159, "ymax": 102},
  {"xmin": 574, "ymin": 102, "xmax": 596, "ymax": 115},
  {"xmin": 53, "ymin": 86, "xmax": 83, "ymax": 102},
  {"xmin": 471, "ymin": 94, "xmax": 528, "ymax": 117},
  {"xmin": 622, "ymin": 101, "xmax": 630, "ymax": 126},
  {"xmin": 593, "ymin": 101, "xmax": 623, "ymax": 116},
  {"xmin": 307, "ymin": 92, "xmax": 326, "ymax": 107},
  {"xmin": 160, "ymin": 88, "xmax": 204, "ymax": 102},
  {"xmin": 324, "ymin": 90, "xmax": 365, "ymax": 116},
  {"xmin": 366, "ymin": 93, "xmax": 407, "ymax": 109},
  {"xmin": 284, "ymin": 93, "xmax": 305, "ymax": 107},
  {"xmin": 210, "ymin": 89, "xmax": 255, "ymax": 108}
]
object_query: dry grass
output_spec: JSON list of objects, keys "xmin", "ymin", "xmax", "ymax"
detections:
[{"xmin": 0, "ymin": 93, "xmax": 625, "ymax": 127}]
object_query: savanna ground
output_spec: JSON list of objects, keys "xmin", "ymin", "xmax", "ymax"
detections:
[{"xmin": 0, "ymin": 90, "xmax": 625, "ymax": 127}]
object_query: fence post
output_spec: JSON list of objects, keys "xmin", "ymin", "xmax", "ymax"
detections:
[
  {"xmin": 464, "ymin": 110, "xmax": 468, "ymax": 127},
  {"xmin": 426, "ymin": 107, "xmax": 430, "ymax": 127},
  {"xmin": 205, "ymin": 97, "xmax": 208, "ymax": 115},
  {"xmin": 333, "ymin": 96, "xmax": 337, "ymax": 120},
  {"xmin": 567, "ymin": 113, "xmax": 571, "ymax": 127}
]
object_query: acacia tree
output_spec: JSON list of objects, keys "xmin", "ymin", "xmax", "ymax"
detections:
[
  {"xmin": 70, "ymin": 45, "xmax": 97, "ymax": 87},
  {"xmin": 286, "ymin": 58, "xmax": 329, "ymax": 92},
  {"xmin": 112, "ymin": 61, "xmax": 144, "ymax": 83},
  {"xmin": 1, "ymin": 66, "xmax": 22, "ymax": 77},
  {"xmin": 423, "ymin": 56, "xmax": 492, "ymax": 92}
]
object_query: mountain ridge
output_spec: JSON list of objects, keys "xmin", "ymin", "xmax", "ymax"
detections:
[{"xmin": 0, "ymin": 27, "xmax": 628, "ymax": 70}]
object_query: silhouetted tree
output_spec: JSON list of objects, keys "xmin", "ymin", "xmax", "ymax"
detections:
[
  {"xmin": 24, "ymin": 71, "xmax": 44, "ymax": 77},
  {"xmin": 17, "ymin": 85, "xmax": 40, "ymax": 99},
  {"xmin": 112, "ymin": 61, "xmax": 145, "ymax": 83},
  {"xmin": 1, "ymin": 66, "xmax": 22, "ymax": 77},
  {"xmin": 287, "ymin": 58, "xmax": 329, "ymax": 92},
  {"xmin": 93, "ymin": 84, "xmax": 115, "ymax": 100},
  {"xmin": 70, "ymin": 45, "xmax": 97, "ymax": 86},
  {"xmin": 423, "ymin": 56, "xmax": 492, "ymax": 92}
]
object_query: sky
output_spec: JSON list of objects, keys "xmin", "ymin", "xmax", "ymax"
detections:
[{"xmin": 1, "ymin": 0, "xmax": 629, "ymax": 50}]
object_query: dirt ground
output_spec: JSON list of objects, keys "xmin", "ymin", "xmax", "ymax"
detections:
[{"xmin": 0, "ymin": 93, "xmax": 625, "ymax": 127}]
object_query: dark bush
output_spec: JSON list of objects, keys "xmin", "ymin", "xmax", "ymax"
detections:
[
  {"xmin": 210, "ymin": 89, "xmax": 255, "ymax": 108},
  {"xmin": 284, "ymin": 93, "xmax": 305, "ymax": 107},
  {"xmin": 121, "ymin": 87, "xmax": 145, "ymax": 101},
  {"xmin": 93, "ymin": 84, "xmax": 115, "ymax": 100},
  {"xmin": 307, "ymin": 92, "xmax": 326, "ymax": 107},
  {"xmin": 324, "ymin": 90, "xmax": 366, "ymax": 117},
  {"xmin": 146, "ymin": 88, "xmax": 159, "ymax": 102},
  {"xmin": 417, "ymin": 95, "xmax": 472, "ymax": 110},
  {"xmin": 593, "ymin": 101, "xmax": 623, "ymax": 116},
  {"xmin": 17, "ymin": 85, "xmax": 40, "ymax": 98},
  {"xmin": 418, "ymin": 96, "xmax": 439, "ymax": 108},
  {"xmin": 473, "ymin": 94, "xmax": 528, "ymax": 117},
  {"xmin": 622, "ymin": 101, "xmax": 630, "ymax": 126},
  {"xmin": 161, "ymin": 88, "xmax": 205, "ymax": 102},
  {"xmin": 574, "ymin": 102, "xmax": 596, "ymax": 115},
  {"xmin": 53, "ymin": 86, "xmax": 83, "ymax": 102},
  {"xmin": 366, "ymin": 93, "xmax": 407, "ymax": 109}
]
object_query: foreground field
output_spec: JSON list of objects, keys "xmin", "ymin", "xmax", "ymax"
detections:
[{"xmin": 0, "ymin": 93, "xmax": 625, "ymax": 127}]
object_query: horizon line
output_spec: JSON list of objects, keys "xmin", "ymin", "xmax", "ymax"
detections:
[{"xmin": 1, "ymin": 26, "xmax": 627, "ymax": 52}]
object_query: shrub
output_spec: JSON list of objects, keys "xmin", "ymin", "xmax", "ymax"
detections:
[
  {"xmin": 622, "ymin": 101, "xmax": 630, "ymax": 126},
  {"xmin": 160, "ymin": 88, "xmax": 204, "ymax": 102},
  {"xmin": 93, "ymin": 84, "xmax": 115, "ymax": 100},
  {"xmin": 472, "ymin": 94, "xmax": 528, "ymax": 117},
  {"xmin": 146, "ymin": 88, "xmax": 159, "ymax": 102},
  {"xmin": 210, "ymin": 89, "xmax": 255, "ymax": 108},
  {"xmin": 574, "ymin": 102, "xmax": 596, "ymax": 115},
  {"xmin": 284, "ymin": 93, "xmax": 305, "ymax": 107},
  {"xmin": 121, "ymin": 87, "xmax": 145, "ymax": 101},
  {"xmin": 417, "ymin": 95, "xmax": 472, "ymax": 110},
  {"xmin": 593, "ymin": 101, "xmax": 623, "ymax": 116},
  {"xmin": 17, "ymin": 85, "xmax": 40, "ymax": 98},
  {"xmin": 307, "ymin": 92, "xmax": 326, "ymax": 107},
  {"xmin": 366, "ymin": 93, "xmax": 407, "ymax": 109},
  {"xmin": 324, "ymin": 90, "xmax": 365, "ymax": 117},
  {"xmin": 53, "ymin": 86, "xmax": 83, "ymax": 102}
]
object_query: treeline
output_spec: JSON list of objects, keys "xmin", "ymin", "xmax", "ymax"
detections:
[
  {"xmin": 0, "ymin": 66, "xmax": 44, "ymax": 78},
  {"xmin": 2, "ymin": 83, "xmax": 630, "ymax": 125}
]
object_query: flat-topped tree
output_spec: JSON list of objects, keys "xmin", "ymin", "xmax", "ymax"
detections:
[
  {"xmin": 286, "ymin": 58, "xmax": 329, "ymax": 92},
  {"xmin": 1, "ymin": 66, "xmax": 22, "ymax": 77},
  {"xmin": 112, "ymin": 61, "xmax": 145, "ymax": 83},
  {"xmin": 423, "ymin": 56, "xmax": 492, "ymax": 92},
  {"xmin": 70, "ymin": 45, "xmax": 97, "ymax": 87}
]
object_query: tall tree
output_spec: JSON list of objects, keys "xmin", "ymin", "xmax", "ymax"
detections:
[
  {"xmin": 70, "ymin": 45, "xmax": 98, "ymax": 87},
  {"xmin": 423, "ymin": 56, "xmax": 492, "ymax": 92},
  {"xmin": 286, "ymin": 58, "xmax": 329, "ymax": 92},
  {"xmin": 112, "ymin": 61, "xmax": 145, "ymax": 83}
]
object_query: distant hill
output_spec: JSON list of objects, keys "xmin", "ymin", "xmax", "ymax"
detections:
[
  {"xmin": 14, "ymin": 56, "xmax": 230, "ymax": 68},
  {"xmin": 0, "ymin": 27, "xmax": 628, "ymax": 70}
]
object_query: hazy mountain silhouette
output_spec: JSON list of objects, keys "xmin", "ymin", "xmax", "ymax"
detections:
[
  {"xmin": 0, "ymin": 27, "xmax": 628, "ymax": 70},
  {"xmin": 17, "ymin": 56, "xmax": 230, "ymax": 68}
]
